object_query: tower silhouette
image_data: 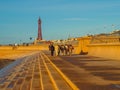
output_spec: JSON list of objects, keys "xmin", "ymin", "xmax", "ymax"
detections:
[{"xmin": 37, "ymin": 17, "xmax": 42, "ymax": 40}]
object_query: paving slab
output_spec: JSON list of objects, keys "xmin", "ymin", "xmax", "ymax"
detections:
[
  {"xmin": 0, "ymin": 51, "xmax": 75, "ymax": 90},
  {"xmin": 44, "ymin": 51, "xmax": 120, "ymax": 90}
]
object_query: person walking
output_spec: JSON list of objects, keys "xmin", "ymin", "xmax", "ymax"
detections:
[
  {"xmin": 68, "ymin": 44, "xmax": 74, "ymax": 56},
  {"xmin": 65, "ymin": 44, "xmax": 69, "ymax": 55},
  {"xmin": 50, "ymin": 44, "xmax": 55, "ymax": 56},
  {"xmin": 55, "ymin": 45, "xmax": 58, "ymax": 56},
  {"xmin": 60, "ymin": 45, "xmax": 65, "ymax": 55},
  {"xmin": 55, "ymin": 44, "xmax": 61, "ymax": 56},
  {"xmin": 58, "ymin": 45, "xmax": 61, "ymax": 56}
]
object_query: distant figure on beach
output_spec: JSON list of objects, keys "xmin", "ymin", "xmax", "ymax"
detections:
[{"xmin": 12, "ymin": 43, "xmax": 18, "ymax": 50}]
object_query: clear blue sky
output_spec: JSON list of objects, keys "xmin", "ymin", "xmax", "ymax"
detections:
[{"xmin": 0, "ymin": 0, "xmax": 120, "ymax": 44}]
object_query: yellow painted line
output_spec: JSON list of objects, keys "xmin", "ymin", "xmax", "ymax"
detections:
[
  {"xmin": 42, "ymin": 52, "xmax": 79, "ymax": 90},
  {"xmin": 40, "ymin": 53, "xmax": 59, "ymax": 90},
  {"xmin": 30, "ymin": 58, "xmax": 35, "ymax": 90},
  {"xmin": 38, "ymin": 55, "xmax": 44, "ymax": 90}
]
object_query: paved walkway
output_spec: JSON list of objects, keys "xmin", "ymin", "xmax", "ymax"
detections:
[
  {"xmin": 44, "ymin": 51, "xmax": 120, "ymax": 90},
  {"xmin": 0, "ymin": 50, "xmax": 120, "ymax": 90},
  {"xmin": 0, "ymin": 51, "xmax": 77, "ymax": 90}
]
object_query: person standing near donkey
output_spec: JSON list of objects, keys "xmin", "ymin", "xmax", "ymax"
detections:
[
  {"xmin": 49, "ymin": 44, "xmax": 55, "ymax": 56},
  {"xmin": 68, "ymin": 44, "xmax": 74, "ymax": 56}
]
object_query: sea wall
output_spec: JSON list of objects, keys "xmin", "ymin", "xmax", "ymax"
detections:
[
  {"xmin": 88, "ymin": 43, "xmax": 120, "ymax": 60},
  {"xmin": 75, "ymin": 37, "xmax": 91, "ymax": 54}
]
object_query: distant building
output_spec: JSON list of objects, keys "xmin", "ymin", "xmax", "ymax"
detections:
[{"xmin": 110, "ymin": 30, "xmax": 120, "ymax": 36}]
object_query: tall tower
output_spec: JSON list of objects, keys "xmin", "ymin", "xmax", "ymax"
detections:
[{"xmin": 37, "ymin": 17, "xmax": 42, "ymax": 40}]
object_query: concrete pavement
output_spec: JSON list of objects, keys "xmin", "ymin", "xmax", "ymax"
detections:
[
  {"xmin": 45, "ymin": 51, "xmax": 120, "ymax": 90},
  {"xmin": 0, "ymin": 50, "xmax": 120, "ymax": 90},
  {"xmin": 0, "ymin": 51, "xmax": 76, "ymax": 90}
]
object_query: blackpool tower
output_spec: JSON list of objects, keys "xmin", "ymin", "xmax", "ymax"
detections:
[{"xmin": 37, "ymin": 17, "xmax": 42, "ymax": 40}]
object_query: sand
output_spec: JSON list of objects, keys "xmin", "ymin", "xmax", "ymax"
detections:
[{"xmin": 0, "ymin": 50, "xmax": 37, "ymax": 69}]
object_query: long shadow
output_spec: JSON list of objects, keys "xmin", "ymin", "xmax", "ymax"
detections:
[
  {"xmin": 92, "ymin": 72, "xmax": 120, "ymax": 81},
  {"xmin": 76, "ymin": 83, "xmax": 120, "ymax": 90},
  {"xmin": 60, "ymin": 56, "xmax": 120, "ymax": 82}
]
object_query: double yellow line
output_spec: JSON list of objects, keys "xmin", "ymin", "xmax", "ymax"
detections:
[{"xmin": 41, "ymin": 51, "xmax": 79, "ymax": 90}]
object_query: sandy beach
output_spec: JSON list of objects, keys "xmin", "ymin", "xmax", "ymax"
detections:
[{"xmin": 0, "ymin": 50, "xmax": 37, "ymax": 69}]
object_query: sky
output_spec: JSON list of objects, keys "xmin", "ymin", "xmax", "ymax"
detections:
[{"xmin": 0, "ymin": 0, "xmax": 120, "ymax": 44}]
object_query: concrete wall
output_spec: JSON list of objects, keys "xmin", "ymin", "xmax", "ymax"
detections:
[
  {"xmin": 75, "ymin": 36, "xmax": 120, "ymax": 60},
  {"xmin": 88, "ymin": 43, "xmax": 120, "ymax": 60},
  {"xmin": 75, "ymin": 37, "xmax": 91, "ymax": 54},
  {"xmin": 1, "ymin": 37, "xmax": 120, "ymax": 60}
]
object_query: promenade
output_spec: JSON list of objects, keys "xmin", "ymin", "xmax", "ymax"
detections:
[
  {"xmin": 0, "ymin": 51, "xmax": 76, "ymax": 90},
  {"xmin": 0, "ymin": 50, "xmax": 120, "ymax": 90}
]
